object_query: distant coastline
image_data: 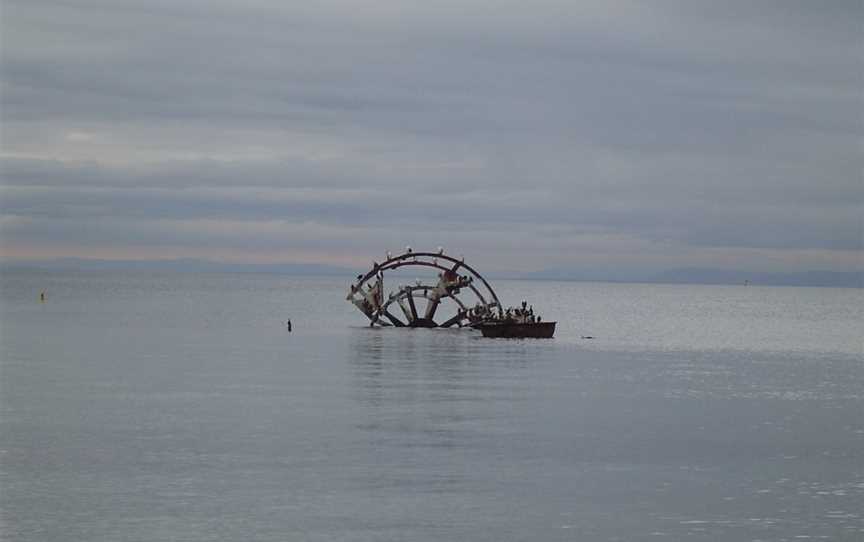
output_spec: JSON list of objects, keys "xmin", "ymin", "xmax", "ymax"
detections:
[
  {"xmin": 509, "ymin": 267, "xmax": 864, "ymax": 289},
  {"xmin": 2, "ymin": 258, "xmax": 861, "ymax": 288}
]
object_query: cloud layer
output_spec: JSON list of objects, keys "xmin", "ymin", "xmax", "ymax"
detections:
[{"xmin": 2, "ymin": 0, "xmax": 862, "ymax": 273}]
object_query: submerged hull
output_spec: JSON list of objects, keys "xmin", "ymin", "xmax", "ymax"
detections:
[{"xmin": 476, "ymin": 321, "xmax": 556, "ymax": 339}]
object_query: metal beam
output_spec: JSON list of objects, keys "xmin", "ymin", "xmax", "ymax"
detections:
[
  {"xmin": 468, "ymin": 283, "xmax": 486, "ymax": 305},
  {"xmin": 406, "ymin": 292, "xmax": 418, "ymax": 323},
  {"xmin": 396, "ymin": 297, "xmax": 413, "ymax": 323},
  {"xmin": 382, "ymin": 310, "xmax": 406, "ymax": 327},
  {"xmin": 439, "ymin": 312, "xmax": 464, "ymax": 328},
  {"xmin": 423, "ymin": 296, "xmax": 441, "ymax": 320}
]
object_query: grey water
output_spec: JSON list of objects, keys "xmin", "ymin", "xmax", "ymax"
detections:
[{"xmin": 1, "ymin": 270, "xmax": 862, "ymax": 541}]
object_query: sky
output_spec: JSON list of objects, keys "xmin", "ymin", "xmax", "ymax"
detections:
[{"xmin": 1, "ymin": 0, "xmax": 862, "ymax": 274}]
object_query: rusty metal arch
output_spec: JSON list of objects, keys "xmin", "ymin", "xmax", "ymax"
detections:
[{"xmin": 346, "ymin": 250, "xmax": 502, "ymax": 328}]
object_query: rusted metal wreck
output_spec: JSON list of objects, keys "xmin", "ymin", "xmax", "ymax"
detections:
[{"xmin": 346, "ymin": 248, "xmax": 555, "ymax": 338}]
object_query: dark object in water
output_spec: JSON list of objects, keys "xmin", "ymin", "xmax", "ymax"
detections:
[
  {"xmin": 581, "ymin": 335, "xmax": 594, "ymax": 339},
  {"xmin": 346, "ymin": 248, "xmax": 501, "ymax": 329},
  {"xmin": 347, "ymin": 249, "xmax": 557, "ymax": 335},
  {"xmin": 475, "ymin": 321, "xmax": 556, "ymax": 339}
]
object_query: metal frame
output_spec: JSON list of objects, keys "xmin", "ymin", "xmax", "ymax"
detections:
[{"xmin": 346, "ymin": 250, "xmax": 502, "ymax": 328}]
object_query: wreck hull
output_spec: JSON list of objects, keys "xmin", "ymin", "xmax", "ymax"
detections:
[{"xmin": 476, "ymin": 321, "xmax": 556, "ymax": 339}]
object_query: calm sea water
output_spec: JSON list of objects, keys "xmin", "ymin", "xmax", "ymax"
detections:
[{"xmin": 1, "ymin": 270, "xmax": 862, "ymax": 541}]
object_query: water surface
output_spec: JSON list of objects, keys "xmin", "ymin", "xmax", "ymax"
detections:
[{"xmin": 1, "ymin": 271, "xmax": 862, "ymax": 541}]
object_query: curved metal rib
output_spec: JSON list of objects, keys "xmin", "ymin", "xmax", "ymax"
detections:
[{"xmin": 347, "ymin": 250, "xmax": 501, "ymax": 327}]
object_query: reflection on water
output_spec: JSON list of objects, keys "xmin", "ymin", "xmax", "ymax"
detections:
[
  {"xmin": 348, "ymin": 327, "xmax": 536, "ymax": 449},
  {"xmin": 349, "ymin": 326, "xmax": 538, "ymax": 408}
]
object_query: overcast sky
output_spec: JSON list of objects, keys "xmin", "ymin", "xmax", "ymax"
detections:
[{"xmin": 1, "ymin": 0, "xmax": 861, "ymax": 273}]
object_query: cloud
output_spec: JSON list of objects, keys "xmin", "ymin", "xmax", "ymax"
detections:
[{"xmin": 1, "ymin": 0, "xmax": 861, "ymax": 273}]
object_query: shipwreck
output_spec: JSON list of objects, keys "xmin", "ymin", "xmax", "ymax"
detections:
[{"xmin": 346, "ymin": 248, "xmax": 555, "ymax": 338}]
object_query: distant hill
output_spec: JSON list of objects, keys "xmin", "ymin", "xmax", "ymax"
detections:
[
  {"xmin": 516, "ymin": 267, "xmax": 863, "ymax": 288},
  {"xmin": 1, "ymin": 258, "xmax": 360, "ymax": 277},
  {"xmin": 648, "ymin": 268, "xmax": 863, "ymax": 288},
  {"xmin": 2, "ymin": 259, "xmax": 861, "ymax": 288}
]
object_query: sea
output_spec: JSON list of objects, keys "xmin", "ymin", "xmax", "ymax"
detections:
[{"xmin": 1, "ymin": 269, "xmax": 862, "ymax": 541}]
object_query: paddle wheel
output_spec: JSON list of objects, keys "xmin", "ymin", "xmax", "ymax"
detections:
[{"xmin": 346, "ymin": 248, "xmax": 502, "ymax": 328}]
